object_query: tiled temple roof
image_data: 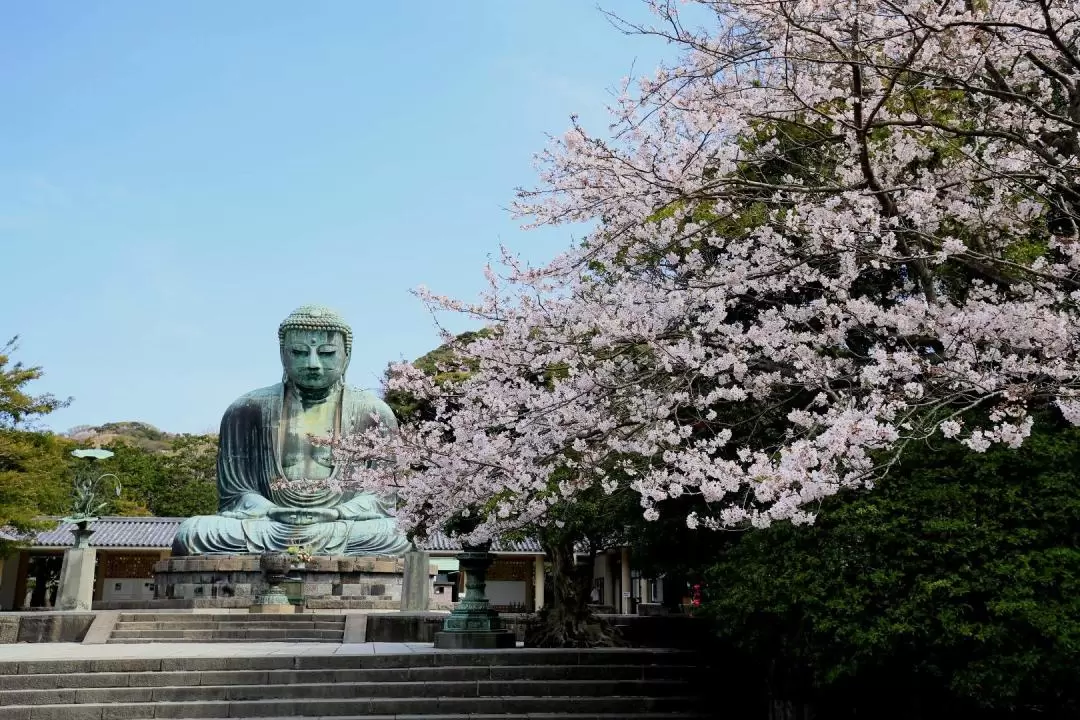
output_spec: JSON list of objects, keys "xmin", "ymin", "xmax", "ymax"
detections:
[
  {"xmin": 419, "ymin": 533, "xmax": 543, "ymax": 554},
  {"xmin": 22, "ymin": 517, "xmax": 545, "ymax": 554},
  {"xmin": 31, "ymin": 517, "xmax": 182, "ymax": 549}
]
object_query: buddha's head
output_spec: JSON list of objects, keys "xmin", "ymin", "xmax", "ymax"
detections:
[{"xmin": 278, "ymin": 305, "xmax": 353, "ymax": 393}]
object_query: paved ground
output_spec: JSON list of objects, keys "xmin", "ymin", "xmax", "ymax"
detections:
[{"xmin": 0, "ymin": 641, "xmax": 461, "ymax": 661}]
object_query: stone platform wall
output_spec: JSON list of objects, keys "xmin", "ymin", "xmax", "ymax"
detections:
[
  {"xmin": 153, "ymin": 555, "xmax": 432, "ymax": 610},
  {"xmin": 362, "ymin": 612, "xmax": 715, "ymax": 648},
  {"xmin": 0, "ymin": 612, "xmax": 96, "ymax": 643}
]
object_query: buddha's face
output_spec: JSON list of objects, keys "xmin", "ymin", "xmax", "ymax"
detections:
[{"xmin": 281, "ymin": 329, "xmax": 349, "ymax": 391}]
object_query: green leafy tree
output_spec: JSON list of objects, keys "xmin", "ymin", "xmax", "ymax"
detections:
[
  {"xmin": 90, "ymin": 434, "xmax": 218, "ymax": 518},
  {"xmin": 0, "ymin": 338, "xmax": 71, "ymax": 553},
  {"xmin": 93, "ymin": 440, "xmax": 160, "ymax": 516},
  {"xmin": 153, "ymin": 434, "xmax": 217, "ymax": 517},
  {"xmin": 0, "ymin": 339, "xmax": 67, "ymax": 427}
]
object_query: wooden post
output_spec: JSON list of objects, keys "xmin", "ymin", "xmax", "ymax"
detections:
[
  {"xmin": 620, "ymin": 547, "xmax": 631, "ymax": 614},
  {"xmin": 533, "ymin": 555, "xmax": 545, "ymax": 611}
]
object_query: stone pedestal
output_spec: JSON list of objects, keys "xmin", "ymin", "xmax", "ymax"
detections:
[
  {"xmin": 434, "ymin": 545, "xmax": 515, "ymax": 649},
  {"xmin": 250, "ymin": 552, "xmax": 292, "ymax": 613},
  {"xmin": 153, "ymin": 555, "xmax": 409, "ymax": 610},
  {"xmin": 56, "ymin": 547, "xmax": 96, "ymax": 611},
  {"xmin": 400, "ymin": 550, "xmax": 435, "ymax": 611}
]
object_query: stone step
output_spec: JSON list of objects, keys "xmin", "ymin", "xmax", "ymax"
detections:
[
  {"xmin": 115, "ymin": 618, "xmax": 345, "ymax": 626},
  {"xmin": 0, "ymin": 664, "xmax": 697, "ymax": 690},
  {"xmin": 112, "ymin": 622, "xmax": 345, "ymax": 632},
  {"xmin": 111, "ymin": 627, "xmax": 344, "ymax": 638},
  {"xmin": 73, "ymin": 716, "xmax": 712, "ymax": 720},
  {"xmin": 107, "ymin": 637, "xmax": 341, "ymax": 644},
  {"xmin": 3, "ymin": 694, "xmax": 702, "ymax": 719},
  {"xmin": 0, "ymin": 678, "xmax": 690, "ymax": 706},
  {"xmin": 2, "ymin": 650, "xmax": 699, "ymax": 674},
  {"xmin": 115, "ymin": 614, "xmax": 341, "ymax": 623},
  {"xmin": 0, "ymin": 652, "xmax": 708, "ymax": 718},
  {"xmin": 111, "ymin": 628, "xmax": 343, "ymax": 639},
  {"xmin": 126, "ymin": 716, "xmax": 708, "ymax": 720},
  {"xmin": 5, "ymin": 713, "xmax": 708, "ymax": 720}
]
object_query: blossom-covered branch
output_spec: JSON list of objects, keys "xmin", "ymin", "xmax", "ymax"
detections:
[{"xmin": 334, "ymin": 0, "xmax": 1080, "ymax": 542}]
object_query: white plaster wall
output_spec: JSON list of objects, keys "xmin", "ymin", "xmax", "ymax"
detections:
[
  {"xmin": 592, "ymin": 553, "xmax": 614, "ymax": 606},
  {"xmin": 485, "ymin": 580, "xmax": 526, "ymax": 607},
  {"xmin": 103, "ymin": 577, "xmax": 155, "ymax": 602}
]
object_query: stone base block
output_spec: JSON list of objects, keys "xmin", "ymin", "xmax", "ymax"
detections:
[
  {"xmin": 434, "ymin": 629, "xmax": 516, "ymax": 649},
  {"xmin": 153, "ymin": 554, "xmax": 418, "ymax": 607},
  {"xmin": 57, "ymin": 547, "xmax": 96, "ymax": 611},
  {"xmin": 0, "ymin": 613, "xmax": 96, "ymax": 643},
  {"xmin": 0, "ymin": 616, "xmax": 20, "ymax": 643},
  {"xmin": 304, "ymin": 597, "xmax": 400, "ymax": 611},
  {"xmin": 366, "ymin": 612, "xmax": 447, "ymax": 642},
  {"xmin": 248, "ymin": 603, "xmax": 297, "ymax": 614}
]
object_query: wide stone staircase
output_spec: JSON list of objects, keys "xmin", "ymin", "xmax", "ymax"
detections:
[
  {"xmin": 108, "ymin": 613, "xmax": 346, "ymax": 643},
  {"xmin": 0, "ymin": 649, "xmax": 710, "ymax": 719}
]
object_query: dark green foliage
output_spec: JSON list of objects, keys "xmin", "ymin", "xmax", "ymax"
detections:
[
  {"xmin": 411, "ymin": 329, "xmax": 491, "ymax": 378},
  {"xmin": 382, "ymin": 386, "xmax": 426, "ymax": 425},
  {"xmin": 152, "ymin": 434, "xmax": 217, "ymax": 517},
  {"xmin": 384, "ymin": 329, "xmax": 491, "ymax": 423},
  {"xmin": 624, "ymin": 493, "xmax": 731, "ymax": 609},
  {"xmin": 702, "ymin": 417, "xmax": 1080, "ymax": 715},
  {"xmin": 93, "ymin": 440, "xmax": 161, "ymax": 516}
]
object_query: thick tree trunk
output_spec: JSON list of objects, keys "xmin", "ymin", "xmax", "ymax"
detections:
[
  {"xmin": 768, "ymin": 698, "xmax": 815, "ymax": 720},
  {"xmin": 764, "ymin": 657, "xmax": 821, "ymax": 720},
  {"xmin": 524, "ymin": 534, "xmax": 622, "ymax": 647}
]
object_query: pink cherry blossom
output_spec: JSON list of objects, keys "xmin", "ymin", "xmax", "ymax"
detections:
[{"xmin": 333, "ymin": 0, "xmax": 1080, "ymax": 544}]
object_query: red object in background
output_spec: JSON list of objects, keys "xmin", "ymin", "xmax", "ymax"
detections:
[{"xmin": 687, "ymin": 583, "xmax": 702, "ymax": 615}]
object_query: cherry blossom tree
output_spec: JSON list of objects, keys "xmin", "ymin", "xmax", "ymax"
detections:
[{"xmin": 334, "ymin": 0, "xmax": 1080, "ymax": 545}]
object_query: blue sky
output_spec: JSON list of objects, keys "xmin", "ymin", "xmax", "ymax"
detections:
[{"xmin": 1, "ymin": 1, "xmax": 676, "ymax": 434}]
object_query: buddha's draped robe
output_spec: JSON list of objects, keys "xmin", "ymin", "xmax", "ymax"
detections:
[{"xmin": 171, "ymin": 383, "xmax": 411, "ymax": 556}]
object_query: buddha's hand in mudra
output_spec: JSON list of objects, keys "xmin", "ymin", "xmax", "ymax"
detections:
[{"xmin": 267, "ymin": 507, "xmax": 341, "ymax": 526}]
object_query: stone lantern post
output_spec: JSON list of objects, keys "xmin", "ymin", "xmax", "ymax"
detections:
[{"xmin": 56, "ymin": 449, "xmax": 120, "ymax": 611}]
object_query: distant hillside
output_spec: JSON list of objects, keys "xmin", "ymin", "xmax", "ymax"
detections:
[{"xmin": 64, "ymin": 421, "xmax": 180, "ymax": 453}]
